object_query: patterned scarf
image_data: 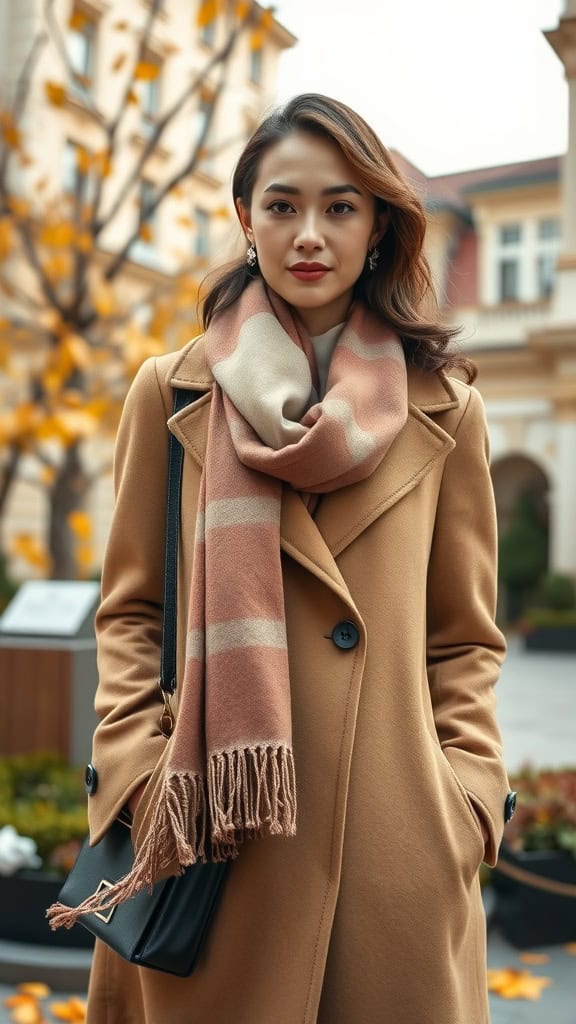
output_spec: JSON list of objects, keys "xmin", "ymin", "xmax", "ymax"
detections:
[{"xmin": 48, "ymin": 279, "xmax": 408, "ymax": 925}]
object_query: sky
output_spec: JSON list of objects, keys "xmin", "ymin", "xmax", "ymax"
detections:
[{"xmin": 273, "ymin": 0, "xmax": 567, "ymax": 177}]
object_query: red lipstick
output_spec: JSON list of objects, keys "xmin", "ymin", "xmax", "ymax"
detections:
[{"xmin": 289, "ymin": 261, "xmax": 331, "ymax": 282}]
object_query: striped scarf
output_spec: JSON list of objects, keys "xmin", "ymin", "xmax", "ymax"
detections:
[{"xmin": 50, "ymin": 280, "xmax": 408, "ymax": 923}]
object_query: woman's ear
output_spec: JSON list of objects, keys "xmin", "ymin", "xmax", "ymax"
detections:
[
  {"xmin": 235, "ymin": 198, "xmax": 253, "ymax": 244},
  {"xmin": 370, "ymin": 207, "xmax": 390, "ymax": 250}
]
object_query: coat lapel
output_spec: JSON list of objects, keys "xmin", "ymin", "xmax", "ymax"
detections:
[{"xmin": 167, "ymin": 339, "xmax": 461, "ymax": 601}]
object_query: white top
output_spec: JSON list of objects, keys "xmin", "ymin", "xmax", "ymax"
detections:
[{"xmin": 311, "ymin": 322, "xmax": 344, "ymax": 398}]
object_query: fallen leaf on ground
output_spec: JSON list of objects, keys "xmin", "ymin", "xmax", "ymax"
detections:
[
  {"xmin": 49, "ymin": 998, "xmax": 87, "ymax": 1021},
  {"xmin": 487, "ymin": 967, "xmax": 552, "ymax": 1000},
  {"xmin": 518, "ymin": 952, "xmax": 550, "ymax": 965}
]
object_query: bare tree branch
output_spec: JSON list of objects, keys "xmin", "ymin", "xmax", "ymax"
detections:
[
  {"xmin": 0, "ymin": 446, "xmax": 21, "ymax": 518},
  {"xmin": 95, "ymin": 24, "xmax": 239, "ymax": 237},
  {"xmin": 0, "ymin": 30, "xmax": 49, "ymax": 185},
  {"xmin": 42, "ymin": 0, "xmax": 104, "ymax": 126},
  {"xmin": 103, "ymin": 66, "xmax": 229, "ymax": 282}
]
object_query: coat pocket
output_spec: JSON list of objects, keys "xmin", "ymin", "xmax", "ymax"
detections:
[{"xmin": 427, "ymin": 733, "xmax": 486, "ymax": 871}]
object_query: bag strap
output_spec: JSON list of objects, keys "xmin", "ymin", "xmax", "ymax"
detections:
[{"xmin": 160, "ymin": 388, "xmax": 202, "ymax": 700}]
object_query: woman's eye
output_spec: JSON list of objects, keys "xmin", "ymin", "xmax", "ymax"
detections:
[
  {"xmin": 268, "ymin": 201, "xmax": 294, "ymax": 214},
  {"xmin": 330, "ymin": 201, "xmax": 354, "ymax": 215}
]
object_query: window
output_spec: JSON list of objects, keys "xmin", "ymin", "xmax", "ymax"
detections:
[
  {"xmin": 499, "ymin": 224, "xmax": 522, "ymax": 245},
  {"xmin": 250, "ymin": 46, "xmax": 263, "ymax": 86},
  {"xmin": 538, "ymin": 218, "xmax": 560, "ymax": 241},
  {"xmin": 62, "ymin": 140, "xmax": 93, "ymax": 203},
  {"xmin": 68, "ymin": 9, "xmax": 97, "ymax": 93},
  {"xmin": 200, "ymin": 16, "xmax": 216, "ymax": 47},
  {"xmin": 498, "ymin": 259, "xmax": 519, "ymax": 302},
  {"xmin": 535, "ymin": 218, "xmax": 561, "ymax": 299},
  {"xmin": 194, "ymin": 208, "xmax": 210, "ymax": 257},
  {"xmin": 130, "ymin": 179, "xmax": 159, "ymax": 266},
  {"xmin": 140, "ymin": 59, "xmax": 161, "ymax": 136},
  {"xmin": 193, "ymin": 94, "xmax": 215, "ymax": 173},
  {"xmin": 139, "ymin": 180, "xmax": 157, "ymax": 242},
  {"xmin": 537, "ymin": 253, "xmax": 556, "ymax": 298}
]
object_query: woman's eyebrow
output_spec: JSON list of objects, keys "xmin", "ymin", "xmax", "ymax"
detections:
[{"xmin": 262, "ymin": 183, "xmax": 363, "ymax": 196}]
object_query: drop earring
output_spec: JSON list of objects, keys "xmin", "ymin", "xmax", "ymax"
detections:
[
  {"xmin": 368, "ymin": 246, "xmax": 380, "ymax": 272},
  {"xmin": 246, "ymin": 244, "xmax": 257, "ymax": 267}
]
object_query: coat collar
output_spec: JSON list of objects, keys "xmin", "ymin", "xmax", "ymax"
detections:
[
  {"xmin": 167, "ymin": 334, "xmax": 461, "ymax": 413},
  {"xmin": 167, "ymin": 335, "xmax": 460, "ymax": 606}
]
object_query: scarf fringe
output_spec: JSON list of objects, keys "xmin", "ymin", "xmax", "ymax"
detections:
[{"xmin": 46, "ymin": 745, "xmax": 296, "ymax": 931}]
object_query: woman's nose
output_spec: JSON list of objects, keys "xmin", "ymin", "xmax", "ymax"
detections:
[{"xmin": 293, "ymin": 213, "xmax": 325, "ymax": 251}]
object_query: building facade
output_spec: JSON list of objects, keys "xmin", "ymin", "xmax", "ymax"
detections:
[{"xmin": 394, "ymin": 3, "xmax": 576, "ymax": 579}]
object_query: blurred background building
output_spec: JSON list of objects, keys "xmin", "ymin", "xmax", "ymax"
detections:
[{"xmin": 0, "ymin": 0, "xmax": 574, "ymax": 613}]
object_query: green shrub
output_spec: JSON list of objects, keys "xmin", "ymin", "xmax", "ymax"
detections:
[
  {"xmin": 536, "ymin": 573, "xmax": 576, "ymax": 612},
  {"xmin": 498, "ymin": 493, "xmax": 548, "ymax": 589},
  {"xmin": 0, "ymin": 751, "xmax": 87, "ymax": 874},
  {"xmin": 522, "ymin": 609, "xmax": 576, "ymax": 629}
]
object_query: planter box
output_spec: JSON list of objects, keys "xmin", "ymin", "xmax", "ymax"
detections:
[
  {"xmin": 492, "ymin": 844, "xmax": 576, "ymax": 948},
  {"xmin": 0, "ymin": 870, "xmax": 94, "ymax": 949},
  {"xmin": 523, "ymin": 626, "xmax": 576, "ymax": 652}
]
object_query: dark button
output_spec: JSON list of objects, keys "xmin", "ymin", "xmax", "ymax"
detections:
[
  {"xmin": 84, "ymin": 763, "xmax": 98, "ymax": 795},
  {"xmin": 331, "ymin": 620, "xmax": 360, "ymax": 650},
  {"xmin": 504, "ymin": 790, "xmax": 517, "ymax": 823}
]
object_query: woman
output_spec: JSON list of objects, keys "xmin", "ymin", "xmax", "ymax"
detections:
[{"xmin": 79, "ymin": 94, "xmax": 514, "ymax": 1022}]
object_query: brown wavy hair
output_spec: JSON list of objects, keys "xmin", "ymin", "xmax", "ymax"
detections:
[{"xmin": 202, "ymin": 93, "xmax": 474, "ymax": 381}]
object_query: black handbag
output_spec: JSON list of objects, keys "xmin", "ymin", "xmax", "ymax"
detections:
[{"xmin": 56, "ymin": 388, "xmax": 230, "ymax": 977}]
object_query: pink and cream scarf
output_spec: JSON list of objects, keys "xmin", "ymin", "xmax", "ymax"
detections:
[{"xmin": 49, "ymin": 279, "xmax": 408, "ymax": 926}]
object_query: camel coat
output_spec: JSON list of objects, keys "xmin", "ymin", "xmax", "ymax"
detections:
[{"xmin": 85, "ymin": 336, "xmax": 511, "ymax": 1024}]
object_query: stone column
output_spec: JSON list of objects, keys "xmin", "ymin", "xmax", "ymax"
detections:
[
  {"xmin": 550, "ymin": 408, "xmax": 576, "ymax": 574},
  {"xmin": 545, "ymin": 7, "xmax": 576, "ymax": 320}
]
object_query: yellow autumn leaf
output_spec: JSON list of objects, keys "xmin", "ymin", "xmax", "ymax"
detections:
[
  {"xmin": 68, "ymin": 511, "xmax": 92, "ymax": 540},
  {"xmin": 76, "ymin": 146, "xmax": 92, "ymax": 175},
  {"xmin": 0, "ymin": 111, "xmax": 21, "ymax": 149},
  {"xmin": 134, "ymin": 60, "xmax": 160, "ymax": 81},
  {"xmin": 177, "ymin": 215, "xmax": 194, "ymax": 228},
  {"xmin": 259, "ymin": 7, "xmax": 274, "ymax": 30},
  {"xmin": 43, "ymin": 252, "xmax": 72, "ymax": 282},
  {"xmin": 61, "ymin": 332, "xmax": 92, "ymax": 371},
  {"xmin": 19, "ymin": 152, "xmax": 34, "ymax": 167},
  {"xmin": 250, "ymin": 28, "xmax": 264, "ymax": 51},
  {"xmin": 38, "ymin": 409, "xmax": 98, "ymax": 445},
  {"xmin": 234, "ymin": 0, "xmax": 251, "ymax": 20},
  {"xmin": 197, "ymin": 0, "xmax": 219, "ymax": 29},
  {"xmin": 7, "ymin": 195, "xmax": 29, "ymax": 218},
  {"xmin": 39, "ymin": 222, "xmax": 75, "ymax": 248},
  {"xmin": 111, "ymin": 52, "xmax": 127, "ymax": 73},
  {"xmin": 213, "ymin": 206, "xmax": 230, "ymax": 218},
  {"xmin": 50, "ymin": 996, "xmax": 87, "ymax": 1021},
  {"xmin": 12, "ymin": 534, "xmax": 50, "ymax": 572},
  {"xmin": 68, "ymin": 9, "xmax": 88, "ymax": 31},
  {"xmin": 93, "ymin": 150, "xmax": 112, "ymax": 178},
  {"xmin": 487, "ymin": 967, "xmax": 553, "ymax": 1001},
  {"xmin": 139, "ymin": 222, "xmax": 153, "ymax": 243},
  {"xmin": 76, "ymin": 545, "xmax": 94, "ymax": 572},
  {"xmin": 0, "ymin": 218, "xmax": 12, "ymax": 258},
  {"xmin": 3, "ymin": 994, "xmax": 36, "ymax": 1008},
  {"xmin": 126, "ymin": 88, "xmax": 138, "ymax": 105},
  {"xmin": 518, "ymin": 952, "xmax": 551, "ymax": 965},
  {"xmin": 18, "ymin": 983, "xmax": 51, "ymax": 999},
  {"xmin": 113, "ymin": 20, "xmax": 129, "ymax": 30},
  {"xmin": 45, "ymin": 81, "xmax": 67, "ymax": 107},
  {"xmin": 41, "ymin": 465, "xmax": 56, "ymax": 485},
  {"xmin": 92, "ymin": 281, "xmax": 117, "ymax": 316},
  {"xmin": 35, "ymin": 176, "xmax": 49, "ymax": 193},
  {"xmin": 76, "ymin": 231, "xmax": 93, "ymax": 253}
]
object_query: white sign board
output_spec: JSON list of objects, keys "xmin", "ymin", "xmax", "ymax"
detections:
[{"xmin": 0, "ymin": 580, "xmax": 100, "ymax": 637}]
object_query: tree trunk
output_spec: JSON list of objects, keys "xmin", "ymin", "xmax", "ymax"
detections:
[
  {"xmin": 0, "ymin": 445, "xmax": 22, "ymax": 519},
  {"xmin": 48, "ymin": 443, "xmax": 88, "ymax": 579}
]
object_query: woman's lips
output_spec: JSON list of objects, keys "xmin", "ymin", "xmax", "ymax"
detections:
[{"xmin": 288, "ymin": 265, "xmax": 331, "ymax": 282}]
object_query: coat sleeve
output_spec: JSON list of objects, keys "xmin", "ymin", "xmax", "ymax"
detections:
[
  {"xmin": 87, "ymin": 357, "xmax": 170, "ymax": 845},
  {"xmin": 426, "ymin": 384, "xmax": 510, "ymax": 867}
]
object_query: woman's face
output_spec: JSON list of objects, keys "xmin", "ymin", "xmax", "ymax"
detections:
[{"xmin": 236, "ymin": 131, "xmax": 386, "ymax": 336}]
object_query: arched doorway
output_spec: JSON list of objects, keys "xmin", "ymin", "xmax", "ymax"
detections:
[{"xmin": 490, "ymin": 455, "xmax": 550, "ymax": 624}]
